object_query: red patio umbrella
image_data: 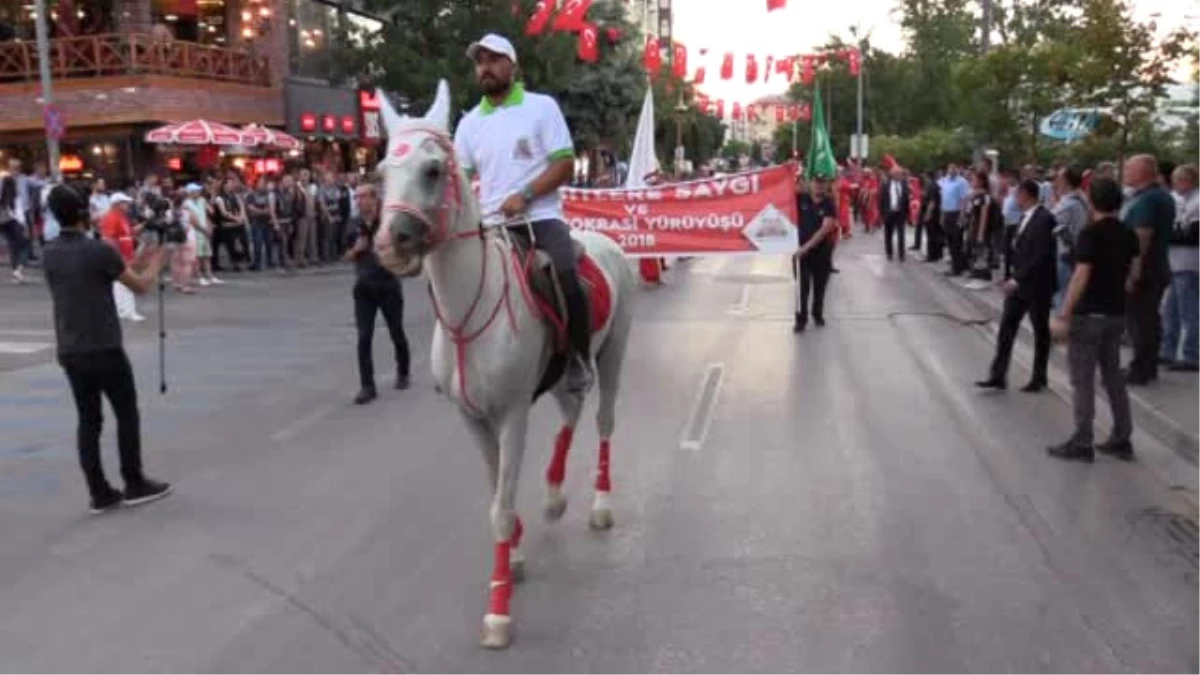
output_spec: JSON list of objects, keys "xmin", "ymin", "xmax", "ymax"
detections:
[
  {"xmin": 239, "ymin": 124, "xmax": 302, "ymax": 151},
  {"xmin": 144, "ymin": 120, "xmax": 255, "ymax": 146}
]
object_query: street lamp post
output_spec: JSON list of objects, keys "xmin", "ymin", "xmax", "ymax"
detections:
[{"xmin": 34, "ymin": 0, "xmax": 61, "ymax": 181}]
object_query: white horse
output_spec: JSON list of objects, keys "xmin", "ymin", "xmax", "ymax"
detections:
[{"xmin": 373, "ymin": 80, "xmax": 636, "ymax": 649}]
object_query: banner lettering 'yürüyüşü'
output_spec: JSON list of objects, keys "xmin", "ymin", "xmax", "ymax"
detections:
[{"xmin": 563, "ymin": 164, "xmax": 799, "ymax": 258}]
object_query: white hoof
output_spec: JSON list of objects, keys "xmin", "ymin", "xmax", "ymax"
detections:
[
  {"xmin": 588, "ymin": 491, "xmax": 614, "ymax": 530},
  {"xmin": 510, "ymin": 548, "xmax": 526, "ymax": 583},
  {"xmin": 544, "ymin": 485, "xmax": 568, "ymax": 521},
  {"xmin": 481, "ymin": 613, "xmax": 512, "ymax": 649}
]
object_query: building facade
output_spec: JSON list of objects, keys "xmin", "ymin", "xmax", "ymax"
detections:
[{"xmin": 0, "ymin": 0, "xmax": 384, "ymax": 185}]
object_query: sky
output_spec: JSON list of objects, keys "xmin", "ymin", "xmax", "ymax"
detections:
[{"xmin": 671, "ymin": 0, "xmax": 1199, "ymax": 105}]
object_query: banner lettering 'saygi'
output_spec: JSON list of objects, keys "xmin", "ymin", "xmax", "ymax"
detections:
[{"xmin": 563, "ymin": 165, "xmax": 800, "ymax": 257}]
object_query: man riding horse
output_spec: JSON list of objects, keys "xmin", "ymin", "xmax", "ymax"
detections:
[{"xmin": 452, "ymin": 33, "xmax": 595, "ymax": 393}]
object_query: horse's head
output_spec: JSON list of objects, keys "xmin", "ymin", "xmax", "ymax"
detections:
[{"xmin": 374, "ymin": 79, "xmax": 471, "ymax": 277}]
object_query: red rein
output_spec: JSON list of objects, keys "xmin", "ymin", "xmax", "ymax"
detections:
[{"xmin": 382, "ymin": 127, "xmax": 545, "ymax": 418}]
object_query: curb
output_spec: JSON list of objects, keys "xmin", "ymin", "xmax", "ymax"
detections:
[{"xmin": 923, "ymin": 262, "xmax": 1199, "ymax": 466}]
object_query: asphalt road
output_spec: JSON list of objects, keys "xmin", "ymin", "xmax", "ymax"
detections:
[{"xmin": 0, "ymin": 235, "xmax": 1196, "ymax": 673}]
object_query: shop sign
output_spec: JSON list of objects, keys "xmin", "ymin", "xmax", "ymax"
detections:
[
  {"xmin": 300, "ymin": 113, "xmax": 317, "ymax": 133},
  {"xmin": 359, "ymin": 90, "xmax": 382, "ymax": 144},
  {"xmin": 59, "ymin": 154, "xmax": 84, "ymax": 173},
  {"xmin": 322, "ymin": 114, "xmax": 336, "ymax": 132},
  {"xmin": 341, "ymin": 116, "xmax": 356, "ymax": 134}
]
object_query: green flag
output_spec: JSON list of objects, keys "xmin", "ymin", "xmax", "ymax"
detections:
[{"xmin": 805, "ymin": 85, "xmax": 837, "ymax": 180}]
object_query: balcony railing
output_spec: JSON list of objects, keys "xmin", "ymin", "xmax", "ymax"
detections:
[{"xmin": 0, "ymin": 33, "xmax": 270, "ymax": 87}]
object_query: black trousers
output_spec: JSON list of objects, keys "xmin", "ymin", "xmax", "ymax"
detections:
[
  {"xmin": 213, "ymin": 226, "xmax": 248, "ymax": 270},
  {"xmin": 884, "ymin": 211, "xmax": 907, "ymax": 260},
  {"xmin": 1126, "ymin": 274, "xmax": 1169, "ymax": 379},
  {"xmin": 912, "ymin": 214, "xmax": 925, "ymax": 250},
  {"xmin": 926, "ymin": 215, "xmax": 945, "ymax": 261},
  {"xmin": 989, "ymin": 292, "xmax": 1052, "ymax": 384},
  {"xmin": 797, "ymin": 250, "xmax": 832, "ymax": 319},
  {"xmin": 59, "ymin": 348, "xmax": 144, "ymax": 498},
  {"xmin": 943, "ymin": 211, "xmax": 967, "ymax": 274},
  {"xmin": 354, "ymin": 279, "xmax": 411, "ymax": 390}
]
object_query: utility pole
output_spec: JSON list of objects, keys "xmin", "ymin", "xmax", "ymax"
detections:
[
  {"xmin": 34, "ymin": 0, "xmax": 61, "ymax": 181},
  {"xmin": 851, "ymin": 24, "xmax": 864, "ymax": 163}
]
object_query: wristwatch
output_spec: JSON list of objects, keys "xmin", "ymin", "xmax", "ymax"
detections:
[{"xmin": 520, "ymin": 185, "xmax": 536, "ymax": 202}]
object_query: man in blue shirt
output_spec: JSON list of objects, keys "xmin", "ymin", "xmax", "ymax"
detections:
[
  {"xmin": 938, "ymin": 163, "xmax": 971, "ymax": 275},
  {"xmin": 1121, "ymin": 154, "xmax": 1176, "ymax": 385}
]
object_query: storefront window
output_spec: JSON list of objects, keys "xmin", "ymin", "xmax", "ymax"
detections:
[
  {"xmin": 1, "ymin": 0, "xmax": 116, "ymax": 41},
  {"xmin": 288, "ymin": 0, "xmax": 336, "ymax": 78},
  {"xmin": 151, "ymin": 0, "xmax": 229, "ymax": 45}
]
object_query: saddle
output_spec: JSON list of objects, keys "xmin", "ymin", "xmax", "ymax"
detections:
[{"xmin": 507, "ymin": 228, "xmax": 591, "ymax": 349}]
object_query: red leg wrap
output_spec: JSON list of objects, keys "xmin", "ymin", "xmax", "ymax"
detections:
[
  {"xmin": 546, "ymin": 426, "xmax": 573, "ymax": 486},
  {"xmin": 488, "ymin": 541, "xmax": 512, "ymax": 616},
  {"xmin": 595, "ymin": 439, "xmax": 612, "ymax": 492}
]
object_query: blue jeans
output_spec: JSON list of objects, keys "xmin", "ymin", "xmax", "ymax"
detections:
[
  {"xmin": 1, "ymin": 218, "xmax": 30, "ymax": 269},
  {"xmin": 1161, "ymin": 270, "xmax": 1199, "ymax": 365},
  {"xmin": 250, "ymin": 221, "xmax": 275, "ymax": 270},
  {"xmin": 1053, "ymin": 257, "xmax": 1072, "ymax": 309}
]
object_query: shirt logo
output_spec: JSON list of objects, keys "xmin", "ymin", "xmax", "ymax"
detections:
[{"xmin": 512, "ymin": 137, "xmax": 534, "ymax": 161}]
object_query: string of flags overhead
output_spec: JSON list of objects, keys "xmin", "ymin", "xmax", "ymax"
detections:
[{"xmin": 520, "ymin": 0, "xmax": 860, "ymax": 122}]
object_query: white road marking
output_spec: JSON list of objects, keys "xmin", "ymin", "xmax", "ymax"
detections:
[
  {"xmin": 0, "ymin": 341, "xmax": 52, "ymax": 355},
  {"xmin": 729, "ymin": 285, "xmax": 752, "ymax": 315},
  {"xmin": 680, "ymin": 363, "xmax": 726, "ymax": 452}
]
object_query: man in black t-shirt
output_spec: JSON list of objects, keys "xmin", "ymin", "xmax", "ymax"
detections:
[
  {"xmin": 342, "ymin": 183, "xmax": 411, "ymax": 404},
  {"xmin": 793, "ymin": 176, "xmax": 838, "ymax": 333},
  {"xmin": 1048, "ymin": 177, "xmax": 1140, "ymax": 462},
  {"xmin": 41, "ymin": 185, "xmax": 173, "ymax": 513}
]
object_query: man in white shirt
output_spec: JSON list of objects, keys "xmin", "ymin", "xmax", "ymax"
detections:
[{"xmin": 453, "ymin": 34, "xmax": 591, "ymax": 392}]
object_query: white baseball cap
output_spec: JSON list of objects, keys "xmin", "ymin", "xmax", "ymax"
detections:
[
  {"xmin": 110, "ymin": 192, "xmax": 134, "ymax": 205},
  {"xmin": 467, "ymin": 33, "xmax": 517, "ymax": 63}
]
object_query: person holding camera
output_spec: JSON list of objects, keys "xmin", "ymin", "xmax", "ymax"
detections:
[
  {"xmin": 98, "ymin": 193, "xmax": 146, "ymax": 322},
  {"xmin": 42, "ymin": 185, "xmax": 172, "ymax": 514}
]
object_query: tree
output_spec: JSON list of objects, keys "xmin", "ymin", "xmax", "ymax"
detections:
[
  {"xmin": 330, "ymin": 1, "xmax": 642, "ymax": 148},
  {"xmin": 1068, "ymin": 0, "xmax": 1197, "ymax": 173}
]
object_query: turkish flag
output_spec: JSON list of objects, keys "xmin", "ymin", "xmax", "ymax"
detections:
[
  {"xmin": 672, "ymin": 43, "xmax": 688, "ymax": 78},
  {"xmin": 801, "ymin": 55, "xmax": 815, "ymax": 85},
  {"xmin": 767, "ymin": 0, "xmax": 787, "ymax": 10},
  {"xmin": 720, "ymin": 52, "xmax": 734, "ymax": 80},
  {"xmin": 526, "ymin": 0, "xmax": 554, "ymax": 35},
  {"xmin": 643, "ymin": 36, "xmax": 662, "ymax": 74},
  {"xmin": 578, "ymin": 23, "xmax": 599, "ymax": 62},
  {"xmin": 716, "ymin": 99, "xmax": 725, "ymax": 119},
  {"xmin": 732, "ymin": 103, "xmax": 743, "ymax": 120},
  {"xmin": 788, "ymin": 104, "xmax": 800, "ymax": 121},
  {"xmin": 847, "ymin": 48, "xmax": 861, "ymax": 76},
  {"xmin": 694, "ymin": 66, "xmax": 706, "ymax": 84},
  {"xmin": 799, "ymin": 103, "xmax": 812, "ymax": 121},
  {"xmin": 775, "ymin": 105, "xmax": 786, "ymax": 123},
  {"xmin": 745, "ymin": 54, "xmax": 759, "ymax": 83},
  {"xmin": 695, "ymin": 93, "xmax": 709, "ymax": 109},
  {"xmin": 552, "ymin": 0, "xmax": 591, "ymax": 32}
]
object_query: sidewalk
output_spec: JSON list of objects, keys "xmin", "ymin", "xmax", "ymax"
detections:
[{"xmin": 922, "ymin": 254, "xmax": 1199, "ymax": 465}]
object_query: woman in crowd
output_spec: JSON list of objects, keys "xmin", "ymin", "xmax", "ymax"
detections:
[{"xmin": 964, "ymin": 169, "xmax": 1001, "ymax": 284}]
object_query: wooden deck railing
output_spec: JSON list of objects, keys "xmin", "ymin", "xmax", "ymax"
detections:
[{"xmin": 0, "ymin": 33, "xmax": 270, "ymax": 86}]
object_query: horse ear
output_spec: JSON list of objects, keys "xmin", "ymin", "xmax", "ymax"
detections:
[
  {"xmin": 423, "ymin": 79, "xmax": 452, "ymax": 131},
  {"xmin": 376, "ymin": 88, "xmax": 405, "ymax": 138}
]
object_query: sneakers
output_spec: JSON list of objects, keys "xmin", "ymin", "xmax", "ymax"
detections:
[
  {"xmin": 88, "ymin": 489, "xmax": 124, "ymax": 515},
  {"xmin": 394, "ymin": 374, "xmax": 410, "ymax": 390},
  {"xmin": 123, "ymin": 479, "xmax": 172, "ymax": 507},
  {"xmin": 11, "ymin": 268, "xmax": 25, "ymax": 285}
]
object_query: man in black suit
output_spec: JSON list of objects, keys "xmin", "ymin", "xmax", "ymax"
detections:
[
  {"xmin": 977, "ymin": 180, "xmax": 1058, "ymax": 392},
  {"xmin": 880, "ymin": 166, "xmax": 911, "ymax": 261}
]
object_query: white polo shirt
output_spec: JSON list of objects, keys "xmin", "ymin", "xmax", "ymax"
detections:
[{"xmin": 453, "ymin": 83, "xmax": 575, "ymax": 226}]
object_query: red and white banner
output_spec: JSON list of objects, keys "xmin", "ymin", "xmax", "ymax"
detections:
[{"xmin": 563, "ymin": 165, "xmax": 799, "ymax": 257}]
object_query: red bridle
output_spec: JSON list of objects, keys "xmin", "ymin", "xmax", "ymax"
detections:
[{"xmin": 379, "ymin": 126, "xmax": 542, "ymax": 417}]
